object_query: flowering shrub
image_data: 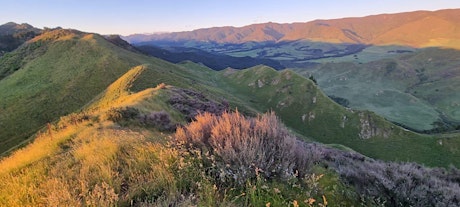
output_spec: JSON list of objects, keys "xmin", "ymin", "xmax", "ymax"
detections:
[
  {"xmin": 174, "ymin": 111, "xmax": 312, "ymax": 186},
  {"xmin": 310, "ymin": 143, "xmax": 460, "ymax": 207},
  {"xmin": 168, "ymin": 88, "xmax": 228, "ymax": 121},
  {"xmin": 140, "ymin": 111, "xmax": 175, "ymax": 131}
]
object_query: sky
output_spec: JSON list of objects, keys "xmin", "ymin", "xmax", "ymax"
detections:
[{"xmin": 2, "ymin": 0, "xmax": 460, "ymax": 36}]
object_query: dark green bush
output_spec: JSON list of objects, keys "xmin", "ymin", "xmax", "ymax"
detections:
[
  {"xmin": 140, "ymin": 111, "xmax": 175, "ymax": 131},
  {"xmin": 106, "ymin": 107, "xmax": 140, "ymax": 123}
]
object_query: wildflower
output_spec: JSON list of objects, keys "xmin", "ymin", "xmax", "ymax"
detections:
[
  {"xmin": 305, "ymin": 198, "xmax": 316, "ymax": 205},
  {"xmin": 293, "ymin": 200, "xmax": 299, "ymax": 207},
  {"xmin": 273, "ymin": 188, "xmax": 281, "ymax": 194},
  {"xmin": 255, "ymin": 167, "xmax": 263, "ymax": 177},
  {"xmin": 322, "ymin": 195, "xmax": 328, "ymax": 206}
]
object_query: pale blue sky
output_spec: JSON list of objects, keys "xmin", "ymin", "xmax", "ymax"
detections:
[{"xmin": 2, "ymin": 0, "xmax": 460, "ymax": 35}]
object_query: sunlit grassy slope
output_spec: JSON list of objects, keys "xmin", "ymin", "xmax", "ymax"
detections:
[{"xmin": 0, "ymin": 29, "xmax": 179, "ymax": 154}]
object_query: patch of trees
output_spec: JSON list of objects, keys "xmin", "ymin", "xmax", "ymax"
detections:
[
  {"xmin": 385, "ymin": 61, "xmax": 397, "ymax": 74},
  {"xmin": 168, "ymin": 88, "xmax": 229, "ymax": 121},
  {"xmin": 392, "ymin": 118, "xmax": 460, "ymax": 134},
  {"xmin": 388, "ymin": 50, "xmax": 413, "ymax": 54},
  {"xmin": 328, "ymin": 95, "xmax": 350, "ymax": 107},
  {"xmin": 308, "ymin": 75, "xmax": 317, "ymax": 85},
  {"xmin": 106, "ymin": 107, "xmax": 176, "ymax": 131}
]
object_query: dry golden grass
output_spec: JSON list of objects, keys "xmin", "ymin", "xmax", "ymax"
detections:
[
  {"xmin": 0, "ymin": 115, "xmax": 180, "ymax": 206},
  {"xmin": 87, "ymin": 64, "xmax": 147, "ymax": 111},
  {"xmin": 86, "ymin": 65, "xmax": 174, "ymax": 125},
  {"xmin": 0, "ymin": 124, "xmax": 79, "ymax": 175}
]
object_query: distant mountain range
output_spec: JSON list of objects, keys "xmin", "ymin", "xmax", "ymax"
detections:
[
  {"xmin": 125, "ymin": 9, "xmax": 460, "ymax": 49},
  {"xmin": 122, "ymin": 8, "xmax": 460, "ymax": 132}
]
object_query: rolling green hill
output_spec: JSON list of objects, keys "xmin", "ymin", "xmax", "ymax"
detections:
[
  {"xmin": 294, "ymin": 47, "xmax": 460, "ymax": 132},
  {"xmin": 212, "ymin": 66, "xmax": 460, "ymax": 167}
]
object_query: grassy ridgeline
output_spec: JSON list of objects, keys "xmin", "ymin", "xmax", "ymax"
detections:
[{"xmin": 0, "ymin": 29, "xmax": 199, "ymax": 154}]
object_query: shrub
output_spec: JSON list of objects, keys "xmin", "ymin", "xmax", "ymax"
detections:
[
  {"xmin": 106, "ymin": 107, "xmax": 140, "ymax": 122},
  {"xmin": 328, "ymin": 95, "xmax": 350, "ymax": 107},
  {"xmin": 168, "ymin": 88, "xmax": 228, "ymax": 121},
  {"xmin": 57, "ymin": 112, "xmax": 90, "ymax": 129},
  {"xmin": 308, "ymin": 75, "xmax": 317, "ymax": 85},
  {"xmin": 312, "ymin": 143, "xmax": 460, "ymax": 207},
  {"xmin": 174, "ymin": 111, "xmax": 312, "ymax": 186},
  {"xmin": 140, "ymin": 111, "xmax": 175, "ymax": 131}
]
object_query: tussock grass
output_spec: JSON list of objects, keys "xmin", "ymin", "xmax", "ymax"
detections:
[
  {"xmin": 0, "ymin": 117, "xmax": 178, "ymax": 206},
  {"xmin": 0, "ymin": 125, "xmax": 79, "ymax": 175}
]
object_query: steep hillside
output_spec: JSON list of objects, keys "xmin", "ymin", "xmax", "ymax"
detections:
[
  {"xmin": 125, "ymin": 9, "xmax": 460, "ymax": 49},
  {"xmin": 0, "ymin": 29, "xmax": 159, "ymax": 154}
]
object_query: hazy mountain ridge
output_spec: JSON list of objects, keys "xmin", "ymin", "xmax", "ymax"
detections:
[
  {"xmin": 0, "ymin": 22, "xmax": 39, "ymax": 34},
  {"xmin": 0, "ymin": 22, "xmax": 41, "ymax": 56},
  {"xmin": 125, "ymin": 9, "xmax": 460, "ymax": 49}
]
